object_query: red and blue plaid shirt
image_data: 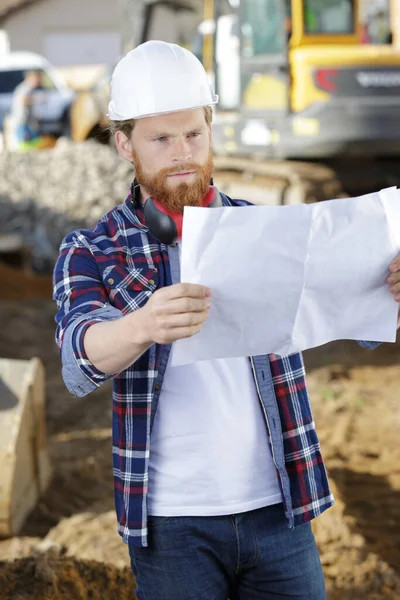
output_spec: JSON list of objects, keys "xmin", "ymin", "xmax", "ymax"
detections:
[{"xmin": 53, "ymin": 187, "xmax": 378, "ymax": 547}]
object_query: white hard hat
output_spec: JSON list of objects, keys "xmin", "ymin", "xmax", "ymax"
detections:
[{"xmin": 108, "ymin": 40, "xmax": 218, "ymax": 120}]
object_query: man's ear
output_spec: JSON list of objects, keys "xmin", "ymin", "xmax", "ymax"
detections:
[{"xmin": 115, "ymin": 131, "xmax": 134, "ymax": 162}]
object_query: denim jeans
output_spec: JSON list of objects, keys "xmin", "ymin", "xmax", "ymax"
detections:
[{"xmin": 128, "ymin": 503, "xmax": 326, "ymax": 599}]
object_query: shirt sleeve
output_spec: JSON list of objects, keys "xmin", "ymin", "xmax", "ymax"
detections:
[
  {"xmin": 357, "ymin": 340, "xmax": 381, "ymax": 349},
  {"xmin": 53, "ymin": 232, "xmax": 123, "ymax": 397}
]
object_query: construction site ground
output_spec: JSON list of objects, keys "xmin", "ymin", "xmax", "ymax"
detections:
[
  {"xmin": 1, "ymin": 266, "xmax": 400, "ymax": 600},
  {"xmin": 1, "ymin": 159, "xmax": 400, "ymax": 599}
]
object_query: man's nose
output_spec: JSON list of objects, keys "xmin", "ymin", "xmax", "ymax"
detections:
[{"xmin": 171, "ymin": 137, "xmax": 192, "ymax": 163}]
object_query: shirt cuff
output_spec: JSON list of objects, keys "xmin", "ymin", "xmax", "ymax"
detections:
[
  {"xmin": 357, "ymin": 340, "xmax": 382, "ymax": 349},
  {"xmin": 61, "ymin": 305, "xmax": 123, "ymax": 397}
]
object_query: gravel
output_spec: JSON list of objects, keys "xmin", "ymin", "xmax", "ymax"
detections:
[{"xmin": 0, "ymin": 140, "xmax": 133, "ymax": 271}]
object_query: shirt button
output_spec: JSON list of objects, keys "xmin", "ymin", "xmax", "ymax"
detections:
[
  {"xmin": 154, "ymin": 383, "xmax": 160, "ymax": 391},
  {"xmin": 107, "ymin": 278, "xmax": 114, "ymax": 285},
  {"xmin": 148, "ymin": 279, "xmax": 155, "ymax": 286}
]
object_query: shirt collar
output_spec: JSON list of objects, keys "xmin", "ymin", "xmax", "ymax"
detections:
[
  {"xmin": 122, "ymin": 179, "xmax": 149, "ymax": 232},
  {"xmin": 121, "ymin": 178, "xmax": 232, "ymax": 230}
]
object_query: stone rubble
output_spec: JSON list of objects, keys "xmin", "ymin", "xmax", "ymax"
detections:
[{"xmin": 0, "ymin": 140, "xmax": 134, "ymax": 271}]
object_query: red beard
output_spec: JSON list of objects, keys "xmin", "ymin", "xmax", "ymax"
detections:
[{"xmin": 133, "ymin": 150, "xmax": 214, "ymax": 214}]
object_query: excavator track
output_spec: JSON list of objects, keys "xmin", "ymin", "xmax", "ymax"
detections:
[
  {"xmin": 213, "ymin": 156, "xmax": 345, "ymax": 205},
  {"xmin": 213, "ymin": 156, "xmax": 400, "ymax": 206}
]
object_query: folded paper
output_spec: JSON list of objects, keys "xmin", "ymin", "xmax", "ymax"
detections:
[{"xmin": 171, "ymin": 188, "xmax": 400, "ymax": 366}]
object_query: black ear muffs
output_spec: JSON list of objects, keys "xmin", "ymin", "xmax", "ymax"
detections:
[{"xmin": 143, "ymin": 186, "xmax": 222, "ymax": 245}]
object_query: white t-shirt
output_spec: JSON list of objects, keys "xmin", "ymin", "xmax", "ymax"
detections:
[{"xmin": 147, "ymin": 355, "xmax": 282, "ymax": 516}]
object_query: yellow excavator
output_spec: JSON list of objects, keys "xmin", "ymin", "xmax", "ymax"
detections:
[{"xmin": 203, "ymin": 0, "xmax": 400, "ymax": 159}]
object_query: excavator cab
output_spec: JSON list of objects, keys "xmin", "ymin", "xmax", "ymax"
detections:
[{"xmin": 208, "ymin": 0, "xmax": 399, "ymax": 159}]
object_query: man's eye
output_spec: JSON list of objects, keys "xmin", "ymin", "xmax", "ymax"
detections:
[
  {"xmin": 188, "ymin": 132, "xmax": 200, "ymax": 138},
  {"xmin": 156, "ymin": 137, "xmax": 168, "ymax": 142}
]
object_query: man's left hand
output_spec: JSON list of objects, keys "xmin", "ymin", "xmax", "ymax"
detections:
[
  {"xmin": 388, "ymin": 253, "xmax": 400, "ymax": 328},
  {"xmin": 387, "ymin": 253, "xmax": 400, "ymax": 301}
]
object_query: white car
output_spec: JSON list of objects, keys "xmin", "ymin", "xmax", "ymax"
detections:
[{"xmin": 0, "ymin": 51, "xmax": 75, "ymax": 148}]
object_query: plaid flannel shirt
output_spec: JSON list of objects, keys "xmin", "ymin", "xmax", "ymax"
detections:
[{"xmin": 53, "ymin": 187, "xmax": 379, "ymax": 547}]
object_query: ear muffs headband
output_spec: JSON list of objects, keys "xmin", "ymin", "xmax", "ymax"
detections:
[{"xmin": 143, "ymin": 186, "xmax": 222, "ymax": 245}]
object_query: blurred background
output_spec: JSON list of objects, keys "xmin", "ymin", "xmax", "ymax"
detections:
[{"xmin": 1, "ymin": 1, "xmax": 400, "ymax": 599}]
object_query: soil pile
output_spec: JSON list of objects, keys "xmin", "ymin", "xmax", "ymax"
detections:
[
  {"xmin": 0, "ymin": 549, "xmax": 136, "ymax": 600},
  {"xmin": 1, "ymin": 283, "xmax": 400, "ymax": 598}
]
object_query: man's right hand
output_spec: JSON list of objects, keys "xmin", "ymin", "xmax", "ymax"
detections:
[{"xmin": 139, "ymin": 283, "xmax": 211, "ymax": 345}]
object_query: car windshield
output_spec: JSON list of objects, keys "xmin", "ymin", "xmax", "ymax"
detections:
[
  {"xmin": 0, "ymin": 70, "xmax": 26, "ymax": 93},
  {"xmin": 0, "ymin": 68, "xmax": 60, "ymax": 94}
]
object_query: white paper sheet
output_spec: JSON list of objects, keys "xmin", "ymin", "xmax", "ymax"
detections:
[{"xmin": 171, "ymin": 187, "xmax": 400, "ymax": 367}]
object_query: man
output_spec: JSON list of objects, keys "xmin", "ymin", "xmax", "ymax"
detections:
[
  {"xmin": 11, "ymin": 70, "xmax": 43, "ymax": 150},
  {"xmin": 53, "ymin": 41, "xmax": 400, "ymax": 599}
]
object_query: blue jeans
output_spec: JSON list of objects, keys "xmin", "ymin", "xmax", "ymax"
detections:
[
  {"xmin": 128, "ymin": 503, "xmax": 326, "ymax": 599},
  {"xmin": 16, "ymin": 124, "xmax": 39, "ymax": 142}
]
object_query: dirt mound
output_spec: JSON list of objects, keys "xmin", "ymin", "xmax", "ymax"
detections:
[
  {"xmin": 313, "ymin": 482, "xmax": 400, "ymax": 600},
  {"xmin": 1, "ymin": 287, "xmax": 400, "ymax": 599},
  {"xmin": 0, "ymin": 550, "xmax": 136, "ymax": 600}
]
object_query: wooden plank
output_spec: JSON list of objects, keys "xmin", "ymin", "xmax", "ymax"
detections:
[{"xmin": 0, "ymin": 358, "xmax": 51, "ymax": 538}]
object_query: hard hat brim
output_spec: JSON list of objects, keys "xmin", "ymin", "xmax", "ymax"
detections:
[{"xmin": 108, "ymin": 97, "xmax": 219, "ymax": 121}]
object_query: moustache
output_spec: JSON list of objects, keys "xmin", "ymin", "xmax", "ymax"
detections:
[{"xmin": 159, "ymin": 163, "xmax": 200, "ymax": 178}]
